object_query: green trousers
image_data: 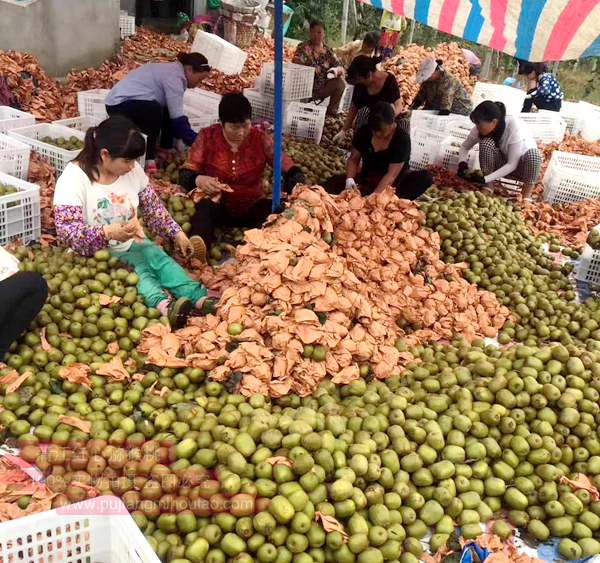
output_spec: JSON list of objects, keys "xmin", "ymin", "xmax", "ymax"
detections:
[{"xmin": 112, "ymin": 240, "xmax": 206, "ymax": 308}]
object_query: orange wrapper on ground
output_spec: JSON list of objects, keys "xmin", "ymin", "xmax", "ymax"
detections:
[
  {"xmin": 58, "ymin": 416, "xmax": 91, "ymax": 433},
  {"xmin": 95, "ymin": 356, "xmax": 131, "ymax": 382},
  {"xmin": 560, "ymin": 473, "xmax": 600, "ymax": 501},
  {"xmin": 58, "ymin": 363, "xmax": 92, "ymax": 389},
  {"xmin": 0, "ymin": 370, "xmax": 32, "ymax": 394},
  {"xmin": 138, "ymin": 185, "xmax": 510, "ymax": 397},
  {"xmin": 315, "ymin": 512, "xmax": 348, "ymax": 542}
]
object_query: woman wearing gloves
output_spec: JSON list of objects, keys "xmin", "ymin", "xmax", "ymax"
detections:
[
  {"xmin": 457, "ymin": 101, "xmax": 542, "ymax": 200},
  {"xmin": 293, "ymin": 20, "xmax": 346, "ymax": 115},
  {"xmin": 520, "ymin": 62, "xmax": 563, "ymax": 112},
  {"xmin": 327, "ymin": 102, "xmax": 433, "ymax": 199},
  {"xmin": 54, "ymin": 116, "xmax": 209, "ymax": 329},
  {"xmin": 334, "ymin": 55, "xmax": 402, "ymax": 143},
  {"xmin": 0, "ymin": 247, "xmax": 48, "ymax": 360},
  {"xmin": 411, "ymin": 58, "xmax": 472, "ymax": 116},
  {"xmin": 180, "ymin": 93, "xmax": 305, "ymax": 247},
  {"xmin": 105, "ymin": 52, "xmax": 211, "ymax": 174}
]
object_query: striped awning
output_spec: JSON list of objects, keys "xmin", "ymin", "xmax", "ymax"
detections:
[{"xmin": 359, "ymin": 0, "xmax": 600, "ymax": 62}]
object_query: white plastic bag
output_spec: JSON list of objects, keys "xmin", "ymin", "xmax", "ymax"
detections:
[{"xmin": 0, "ymin": 246, "xmax": 19, "ymax": 282}]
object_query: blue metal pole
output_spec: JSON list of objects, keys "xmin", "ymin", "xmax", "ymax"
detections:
[{"xmin": 271, "ymin": 0, "xmax": 284, "ymax": 212}]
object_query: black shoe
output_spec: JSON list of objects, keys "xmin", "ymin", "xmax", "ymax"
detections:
[{"xmin": 167, "ymin": 297, "xmax": 193, "ymax": 329}]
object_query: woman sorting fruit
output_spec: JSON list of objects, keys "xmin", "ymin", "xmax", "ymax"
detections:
[
  {"xmin": 334, "ymin": 55, "xmax": 403, "ymax": 142},
  {"xmin": 411, "ymin": 58, "xmax": 473, "ymax": 116},
  {"xmin": 326, "ymin": 102, "xmax": 433, "ymax": 200},
  {"xmin": 105, "ymin": 52, "xmax": 211, "ymax": 175},
  {"xmin": 0, "ymin": 247, "xmax": 48, "ymax": 359},
  {"xmin": 520, "ymin": 62, "xmax": 564, "ymax": 113},
  {"xmin": 458, "ymin": 101, "xmax": 543, "ymax": 201},
  {"xmin": 53, "ymin": 116, "xmax": 210, "ymax": 329},
  {"xmin": 179, "ymin": 93, "xmax": 305, "ymax": 248},
  {"xmin": 293, "ymin": 20, "xmax": 347, "ymax": 116}
]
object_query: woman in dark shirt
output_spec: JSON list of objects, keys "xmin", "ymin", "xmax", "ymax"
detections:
[
  {"xmin": 327, "ymin": 102, "xmax": 433, "ymax": 199},
  {"xmin": 333, "ymin": 56, "xmax": 403, "ymax": 142}
]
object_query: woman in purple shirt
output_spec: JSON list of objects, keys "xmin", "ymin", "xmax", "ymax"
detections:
[{"xmin": 105, "ymin": 52, "xmax": 211, "ymax": 174}]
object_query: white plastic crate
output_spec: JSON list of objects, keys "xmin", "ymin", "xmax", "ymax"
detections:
[
  {"xmin": 0, "ymin": 495, "xmax": 160, "ymax": 563},
  {"xmin": 9, "ymin": 123, "xmax": 85, "ymax": 175},
  {"xmin": 410, "ymin": 127, "xmax": 447, "ymax": 170},
  {"xmin": 0, "ymin": 171, "xmax": 40, "ymax": 245},
  {"xmin": 518, "ymin": 111, "xmax": 566, "ymax": 144},
  {"xmin": 259, "ymin": 62, "xmax": 315, "ymax": 101},
  {"xmin": 577, "ymin": 233, "xmax": 600, "ymax": 285},
  {"xmin": 0, "ymin": 133, "xmax": 31, "ymax": 179},
  {"xmin": 436, "ymin": 135, "xmax": 479, "ymax": 172},
  {"xmin": 446, "ymin": 118, "xmax": 474, "ymax": 141},
  {"xmin": 51, "ymin": 117, "xmax": 146, "ymax": 168},
  {"xmin": 53, "ymin": 115, "xmax": 101, "ymax": 132},
  {"xmin": 186, "ymin": 106, "xmax": 220, "ymax": 132},
  {"xmin": 284, "ymin": 101, "xmax": 326, "ymax": 144},
  {"xmin": 472, "ymin": 82, "xmax": 526, "ymax": 115},
  {"xmin": 244, "ymin": 88, "xmax": 277, "ymax": 122},
  {"xmin": 77, "ymin": 89, "xmax": 109, "ymax": 120},
  {"xmin": 542, "ymin": 151, "xmax": 600, "ymax": 204},
  {"xmin": 410, "ymin": 110, "xmax": 470, "ymax": 134},
  {"xmin": 184, "ymin": 88, "xmax": 222, "ymax": 113},
  {"xmin": 0, "ymin": 106, "xmax": 35, "ymax": 134},
  {"xmin": 340, "ymin": 85, "xmax": 354, "ymax": 113},
  {"xmin": 576, "ymin": 102, "xmax": 600, "ymax": 142},
  {"xmin": 120, "ymin": 13, "xmax": 136, "ymax": 39},
  {"xmin": 192, "ymin": 30, "xmax": 248, "ymax": 75},
  {"xmin": 559, "ymin": 100, "xmax": 582, "ymax": 134}
]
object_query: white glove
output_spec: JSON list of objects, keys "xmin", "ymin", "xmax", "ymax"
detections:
[
  {"xmin": 327, "ymin": 66, "xmax": 345, "ymax": 79},
  {"xmin": 345, "ymin": 178, "xmax": 357, "ymax": 190},
  {"xmin": 333, "ymin": 130, "xmax": 347, "ymax": 144}
]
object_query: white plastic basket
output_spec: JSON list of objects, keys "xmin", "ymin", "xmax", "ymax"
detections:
[
  {"xmin": 559, "ymin": 100, "xmax": 582, "ymax": 134},
  {"xmin": 446, "ymin": 118, "xmax": 474, "ymax": 142},
  {"xmin": 53, "ymin": 115, "xmax": 101, "ymax": 133},
  {"xmin": 77, "ymin": 89, "xmax": 109, "ymax": 120},
  {"xmin": 576, "ymin": 237, "xmax": 600, "ymax": 285},
  {"xmin": 472, "ymin": 82, "xmax": 526, "ymax": 115},
  {"xmin": 259, "ymin": 62, "xmax": 315, "ymax": 101},
  {"xmin": 410, "ymin": 110, "xmax": 470, "ymax": 134},
  {"xmin": 542, "ymin": 151, "xmax": 600, "ymax": 204},
  {"xmin": 0, "ymin": 133, "xmax": 31, "ymax": 179},
  {"xmin": 244, "ymin": 88, "xmax": 277, "ymax": 122},
  {"xmin": 8, "ymin": 123, "xmax": 85, "ymax": 175},
  {"xmin": 186, "ymin": 106, "xmax": 220, "ymax": 133},
  {"xmin": 0, "ymin": 171, "xmax": 40, "ymax": 245},
  {"xmin": 184, "ymin": 88, "xmax": 222, "ymax": 113},
  {"xmin": 120, "ymin": 13, "xmax": 136, "ymax": 39},
  {"xmin": 410, "ymin": 127, "xmax": 447, "ymax": 170},
  {"xmin": 340, "ymin": 85, "xmax": 354, "ymax": 113},
  {"xmin": 0, "ymin": 106, "xmax": 35, "ymax": 135},
  {"xmin": 284, "ymin": 101, "xmax": 326, "ymax": 144},
  {"xmin": 518, "ymin": 111, "xmax": 566, "ymax": 144},
  {"xmin": 436, "ymin": 135, "xmax": 479, "ymax": 172},
  {"xmin": 0, "ymin": 495, "xmax": 160, "ymax": 563},
  {"xmin": 576, "ymin": 102, "xmax": 600, "ymax": 142},
  {"xmin": 192, "ymin": 30, "xmax": 248, "ymax": 75}
]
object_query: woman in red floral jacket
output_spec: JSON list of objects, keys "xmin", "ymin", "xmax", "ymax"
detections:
[{"xmin": 180, "ymin": 93, "xmax": 305, "ymax": 247}]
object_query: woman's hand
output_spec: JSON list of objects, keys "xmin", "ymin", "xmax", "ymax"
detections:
[
  {"xmin": 345, "ymin": 178, "xmax": 357, "ymax": 190},
  {"xmin": 195, "ymin": 175, "xmax": 222, "ymax": 197},
  {"xmin": 103, "ymin": 221, "xmax": 139, "ymax": 242},
  {"xmin": 174, "ymin": 231, "xmax": 194, "ymax": 258}
]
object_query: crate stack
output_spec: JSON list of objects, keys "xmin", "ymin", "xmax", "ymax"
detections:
[
  {"xmin": 409, "ymin": 113, "xmax": 477, "ymax": 172},
  {"xmin": 543, "ymin": 151, "xmax": 600, "ymax": 205},
  {"xmin": 244, "ymin": 63, "xmax": 331, "ymax": 144},
  {"xmin": 119, "ymin": 10, "xmax": 136, "ymax": 40},
  {"xmin": 184, "ymin": 89, "xmax": 223, "ymax": 132},
  {"xmin": 0, "ymin": 107, "xmax": 40, "ymax": 246}
]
